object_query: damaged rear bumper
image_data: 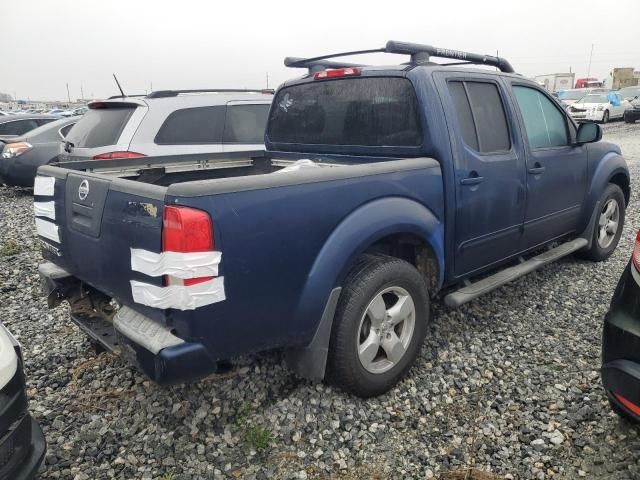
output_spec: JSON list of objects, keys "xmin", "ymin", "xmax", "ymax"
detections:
[{"xmin": 39, "ymin": 262, "xmax": 220, "ymax": 384}]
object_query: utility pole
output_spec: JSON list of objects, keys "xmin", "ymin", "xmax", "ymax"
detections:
[
  {"xmin": 587, "ymin": 44, "xmax": 594, "ymax": 79},
  {"xmin": 80, "ymin": 85, "xmax": 84, "ymax": 100},
  {"xmin": 66, "ymin": 83, "xmax": 71, "ymax": 103},
  {"xmin": 266, "ymin": 72, "xmax": 269, "ymax": 89}
]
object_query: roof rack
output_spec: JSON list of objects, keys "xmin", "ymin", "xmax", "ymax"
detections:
[
  {"xmin": 107, "ymin": 94, "xmax": 147, "ymax": 99},
  {"xmin": 146, "ymin": 89, "xmax": 274, "ymax": 99},
  {"xmin": 284, "ymin": 40, "xmax": 515, "ymax": 74}
]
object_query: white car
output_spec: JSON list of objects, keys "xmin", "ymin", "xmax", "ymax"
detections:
[
  {"xmin": 0, "ymin": 322, "xmax": 46, "ymax": 477},
  {"xmin": 568, "ymin": 92, "xmax": 630, "ymax": 123},
  {"xmin": 557, "ymin": 88, "xmax": 609, "ymax": 106}
]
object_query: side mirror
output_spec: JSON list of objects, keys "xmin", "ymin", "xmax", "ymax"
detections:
[{"xmin": 576, "ymin": 122, "xmax": 602, "ymax": 144}]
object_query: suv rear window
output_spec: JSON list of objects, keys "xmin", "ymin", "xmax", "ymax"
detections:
[
  {"xmin": 66, "ymin": 106, "xmax": 135, "ymax": 148},
  {"xmin": 267, "ymin": 77, "xmax": 422, "ymax": 146}
]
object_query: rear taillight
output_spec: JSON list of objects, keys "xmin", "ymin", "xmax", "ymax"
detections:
[
  {"xmin": 632, "ymin": 231, "xmax": 640, "ymax": 272},
  {"xmin": 162, "ymin": 206, "xmax": 214, "ymax": 286},
  {"xmin": 614, "ymin": 392, "xmax": 640, "ymax": 416},
  {"xmin": 314, "ymin": 67, "xmax": 361, "ymax": 80},
  {"xmin": 92, "ymin": 151, "xmax": 146, "ymax": 160}
]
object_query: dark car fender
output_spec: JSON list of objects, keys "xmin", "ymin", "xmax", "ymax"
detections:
[
  {"xmin": 285, "ymin": 196, "xmax": 444, "ymax": 380},
  {"xmin": 579, "ymin": 146, "xmax": 630, "ymax": 240}
]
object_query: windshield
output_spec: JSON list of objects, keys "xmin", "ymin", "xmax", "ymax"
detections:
[
  {"xmin": 618, "ymin": 87, "xmax": 640, "ymax": 99},
  {"xmin": 558, "ymin": 90, "xmax": 584, "ymax": 100},
  {"xmin": 558, "ymin": 90, "xmax": 588, "ymax": 100},
  {"xmin": 578, "ymin": 94, "xmax": 608, "ymax": 104},
  {"xmin": 268, "ymin": 77, "xmax": 422, "ymax": 147}
]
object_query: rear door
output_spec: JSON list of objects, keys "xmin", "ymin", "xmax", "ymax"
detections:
[
  {"xmin": 59, "ymin": 101, "xmax": 147, "ymax": 161},
  {"xmin": 436, "ymin": 73, "xmax": 526, "ymax": 276},
  {"xmin": 507, "ymin": 82, "xmax": 587, "ymax": 249}
]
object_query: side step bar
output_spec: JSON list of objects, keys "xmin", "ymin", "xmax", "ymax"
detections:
[{"xmin": 444, "ymin": 238, "xmax": 588, "ymax": 308}]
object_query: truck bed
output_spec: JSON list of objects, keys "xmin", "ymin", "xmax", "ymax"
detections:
[
  {"xmin": 35, "ymin": 153, "xmax": 443, "ymax": 359},
  {"xmin": 51, "ymin": 151, "xmax": 345, "ymax": 186}
]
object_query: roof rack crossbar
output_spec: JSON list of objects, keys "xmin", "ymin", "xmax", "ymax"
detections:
[
  {"xmin": 285, "ymin": 40, "xmax": 515, "ymax": 73},
  {"xmin": 146, "ymin": 89, "xmax": 274, "ymax": 99}
]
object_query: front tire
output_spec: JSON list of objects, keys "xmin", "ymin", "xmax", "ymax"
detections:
[
  {"xmin": 327, "ymin": 254, "xmax": 429, "ymax": 397},
  {"xmin": 580, "ymin": 183, "xmax": 625, "ymax": 261}
]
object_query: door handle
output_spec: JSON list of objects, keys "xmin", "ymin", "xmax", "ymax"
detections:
[
  {"xmin": 460, "ymin": 172, "xmax": 484, "ymax": 186},
  {"xmin": 528, "ymin": 163, "xmax": 545, "ymax": 175}
]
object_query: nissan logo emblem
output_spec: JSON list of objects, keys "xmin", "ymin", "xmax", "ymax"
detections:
[{"xmin": 78, "ymin": 180, "xmax": 90, "ymax": 200}]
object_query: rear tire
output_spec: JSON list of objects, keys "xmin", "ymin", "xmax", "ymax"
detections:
[
  {"xmin": 579, "ymin": 183, "xmax": 625, "ymax": 261},
  {"xmin": 601, "ymin": 110, "xmax": 610, "ymax": 123},
  {"xmin": 327, "ymin": 254, "xmax": 429, "ymax": 397}
]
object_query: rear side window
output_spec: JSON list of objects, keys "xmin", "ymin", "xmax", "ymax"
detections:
[
  {"xmin": 513, "ymin": 86, "xmax": 568, "ymax": 149},
  {"xmin": 60, "ymin": 123, "xmax": 75, "ymax": 138},
  {"xmin": 268, "ymin": 77, "xmax": 422, "ymax": 146},
  {"xmin": 223, "ymin": 104, "xmax": 269, "ymax": 144},
  {"xmin": 447, "ymin": 81, "xmax": 511, "ymax": 153},
  {"xmin": 66, "ymin": 106, "xmax": 135, "ymax": 148},
  {"xmin": 155, "ymin": 106, "xmax": 225, "ymax": 144},
  {"xmin": 0, "ymin": 119, "xmax": 40, "ymax": 136}
]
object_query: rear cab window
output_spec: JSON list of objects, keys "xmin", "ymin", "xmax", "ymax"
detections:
[
  {"xmin": 66, "ymin": 105, "xmax": 136, "ymax": 148},
  {"xmin": 267, "ymin": 77, "xmax": 422, "ymax": 149}
]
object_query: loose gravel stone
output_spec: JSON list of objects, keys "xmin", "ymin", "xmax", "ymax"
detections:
[{"xmin": 1, "ymin": 123, "xmax": 640, "ymax": 479}]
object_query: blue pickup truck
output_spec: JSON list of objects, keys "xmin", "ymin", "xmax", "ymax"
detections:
[{"xmin": 36, "ymin": 42, "xmax": 629, "ymax": 397}]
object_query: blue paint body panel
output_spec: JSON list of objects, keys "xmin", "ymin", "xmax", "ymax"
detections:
[{"xmin": 38, "ymin": 65, "xmax": 629, "ymax": 364}]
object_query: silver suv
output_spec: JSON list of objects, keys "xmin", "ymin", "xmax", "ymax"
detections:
[{"xmin": 59, "ymin": 89, "xmax": 273, "ymax": 161}]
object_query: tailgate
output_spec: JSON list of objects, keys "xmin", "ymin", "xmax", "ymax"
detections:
[{"xmin": 34, "ymin": 166, "xmax": 167, "ymax": 320}]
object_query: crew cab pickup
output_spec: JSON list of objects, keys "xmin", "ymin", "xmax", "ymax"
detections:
[{"xmin": 36, "ymin": 41, "xmax": 630, "ymax": 397}]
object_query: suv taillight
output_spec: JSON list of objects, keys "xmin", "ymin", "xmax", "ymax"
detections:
[
  {"xmin": 632, "ymin": 231, "xmax": 640, "ymax": 273},
  {"xmin": 162, "ymin": 206, "xmax": 214, "ymax": 286},
  {"xmin": 92, "ymin": 151, "xmax": 146, "ymax": 160}
]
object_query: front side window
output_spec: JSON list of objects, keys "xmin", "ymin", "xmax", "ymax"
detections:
[
  {"xmin": 513, "ymin": 86, "xmax": 568, "ymax": 149},
  {"xmin": 447, "ymin": 80, "xmax": 511, "ymax": 153},
  {"xmin": 268, "ymin": 77, "xmax": 422, "ymax": 147}
]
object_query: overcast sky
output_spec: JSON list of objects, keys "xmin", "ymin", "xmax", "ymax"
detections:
[{"xmin": 2, "ymin": 0, "xmax": 639, "ymax": 101}]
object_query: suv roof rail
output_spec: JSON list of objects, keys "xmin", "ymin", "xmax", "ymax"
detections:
[
  {"xmin": 107, "ymin": 94, "xmax": 147, "ymax": 99},
  {"xmin": 146, "ymin": 89, "xmax": 274, "ymax": 99},
  {"xmin": 285, "ymin": 40, "xmax": 515, "ymax": 74}
]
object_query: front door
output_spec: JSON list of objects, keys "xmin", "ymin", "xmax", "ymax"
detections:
[
  {"xmin": 438, "ymin": 74, "xmax": 526, "ymax": 277},
  {"xmin": 508, "ymin": 83, "xmax": 588, "ymax": 249}
]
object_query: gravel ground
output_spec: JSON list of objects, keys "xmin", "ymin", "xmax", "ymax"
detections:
[{"xmin": 1, "ymin": 122, "xmax": 640, "ymax": 480}]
